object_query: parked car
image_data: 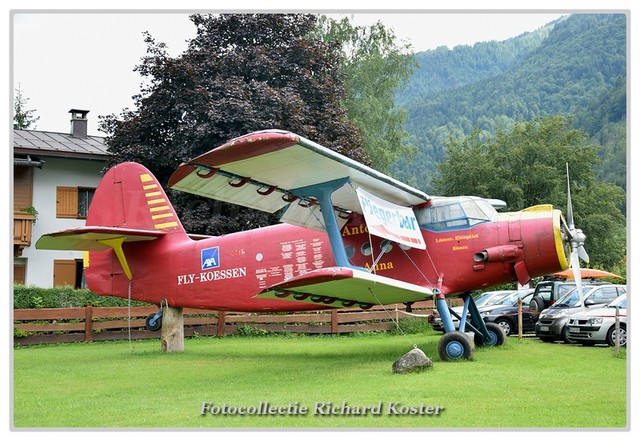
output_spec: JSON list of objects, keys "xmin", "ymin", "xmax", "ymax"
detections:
[
  {"xmin": 535, "ymin": 284, "xmax": 626, "ymax": 343},
  {"xmin": 428, "ymin": 290, "xmax": 514, "ymax": 332},
  {"xmin": 480, "ymin": 289, "xmax": 535, "ymax": 335},
  {"xmin": 528, "ymin": 278, "xmax": 608, "ymax": 324},
  {"xmin": 567, "ymin": 294, "xmax": 627, "ymax": 347}
]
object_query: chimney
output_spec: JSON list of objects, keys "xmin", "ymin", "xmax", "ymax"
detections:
[{"xmin": 69, "ymin": 109, "xmax": 89, "ymax": 138}]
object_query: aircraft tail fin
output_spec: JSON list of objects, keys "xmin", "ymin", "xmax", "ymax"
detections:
[{"xmin": 86, "ymin": 162, "xmax": 185, "ymax": 234}]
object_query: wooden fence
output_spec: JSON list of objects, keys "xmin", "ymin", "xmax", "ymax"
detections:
[{"xmin": 13, "ymin": 300, "xmax": 436, "ymax": 346}]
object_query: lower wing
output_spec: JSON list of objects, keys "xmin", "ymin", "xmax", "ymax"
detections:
[{"xmin": 255, "ymin": 267, "xmax": 433, "ymax": 309}]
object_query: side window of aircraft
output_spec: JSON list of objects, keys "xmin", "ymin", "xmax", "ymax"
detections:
[{"xmin": 416, "ymin": 197, "xmax": 498, "ymax": 232}]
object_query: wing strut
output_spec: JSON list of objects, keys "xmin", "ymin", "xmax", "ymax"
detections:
[{"xmin": 290, "ymin": 177, "xmax": 363, "ymax": 271}]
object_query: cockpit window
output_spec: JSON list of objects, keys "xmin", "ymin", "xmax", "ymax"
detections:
[{"xmin": 415, "ymin": 197, "xmax": 498, "ymax": 232}]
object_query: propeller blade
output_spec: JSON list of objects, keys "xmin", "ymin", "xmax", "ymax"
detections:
[
  {"xmin": 570, "ymin": 248, "xmax": 584, "ymax": 304},
  {"xmin": 578, "ymin": 245, "xmax": 590, "ymax": 264},
  {"xmin": 565, "ymin": 163, "xmax": 575, "ymax": 230}
]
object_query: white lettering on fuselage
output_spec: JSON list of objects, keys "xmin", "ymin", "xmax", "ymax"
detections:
[{"xmin": 177, "ymin": 267, "xmax": 247, "ymax": 285}]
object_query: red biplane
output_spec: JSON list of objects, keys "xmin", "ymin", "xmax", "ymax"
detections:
[{"xmin": 36, "ymin": 130, "xmax": 588, "ymax": 360}]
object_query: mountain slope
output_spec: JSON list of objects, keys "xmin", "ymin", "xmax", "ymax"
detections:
[{"xmin": 393, "ymin": 13, "xmax": 627, "ymax": 192}]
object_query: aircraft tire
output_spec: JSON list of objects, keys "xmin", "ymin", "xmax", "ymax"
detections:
[
  {"xmin": 474, "ymin": 322, "xmax": 507, "ymax": 347},
  {"xmin": 438, "ymin": 331, "xmax": 474, "ymax": 361},
  {"xmin": 145, "ymin": 313, "xmax": 162, "ymax": 331}
]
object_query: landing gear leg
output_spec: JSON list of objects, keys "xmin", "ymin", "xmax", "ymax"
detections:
[
  {"xmin": 463, "ymin": 292, "xmax": 506, "ymax": 347},
  {"xmin": 435, "ymin": 291, "xmax": 507, "ymax": 361},
  {"xmin": 435, "ymin": 291, "xmax": 474, "ymax": 361}
]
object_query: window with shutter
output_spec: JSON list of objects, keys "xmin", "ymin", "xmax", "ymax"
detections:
[{"xmin": 56, "ymin": 187, "xmax": 78, "ymax": 218}]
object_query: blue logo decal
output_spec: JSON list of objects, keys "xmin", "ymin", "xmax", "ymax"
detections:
[{"xmin": 201, "ymin": 247, "xmax": 220, "ymax": 270}]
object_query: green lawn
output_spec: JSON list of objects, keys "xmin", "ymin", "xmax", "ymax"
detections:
[{"xmin": 12, "ymin": 332, "xmax": 627, "ymax": 429}]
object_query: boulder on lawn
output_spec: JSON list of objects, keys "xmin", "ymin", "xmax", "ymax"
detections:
[{"xmin": 392, "ymin": 347, "xmax": 433, "ymax": 374}]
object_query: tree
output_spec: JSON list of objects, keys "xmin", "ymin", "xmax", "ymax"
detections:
[
  {"xmin": 433, "ymin": 115, "xmax": 626, "ymax": 270},
  {"xmin": 14, "ymin": 84, "xmax": 40, "ymax": 129},
  {"xmin": 315, "ymin": 16, "xmax": 417, "ymax": 173},
  {"xmin": 100, "ymin": 13, "xmax": 368, "ymax": 236}
]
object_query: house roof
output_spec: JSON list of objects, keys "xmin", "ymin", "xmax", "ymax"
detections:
[{"xmin": 13, "ymin": 129, "xmax": 110, "ymax": 160}]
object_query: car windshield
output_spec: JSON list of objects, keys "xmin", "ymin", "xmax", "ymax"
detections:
[
  {"xmin": 474, "ymin": 291, "xmax": 512, "ymax": 307},
  {"xmin": 606, "ymin": 294, "xmax": 626, "ymax": 309},
  {"xmin": 553, "ymin": 285, "xmax": 597, "ymax": 308},
  {"xmin": 496, "ymin": 290, "xmax": 534, "ymax": 306}
]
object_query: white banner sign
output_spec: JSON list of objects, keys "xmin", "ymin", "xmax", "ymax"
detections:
[{"xmin": 356, "ymin": 188, "xmax": 426, "ymax": 250}]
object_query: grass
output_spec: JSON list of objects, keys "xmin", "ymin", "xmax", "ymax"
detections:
[{"xmin": 12, "ymin": 331, "xmax": 627, "ymax": 429}]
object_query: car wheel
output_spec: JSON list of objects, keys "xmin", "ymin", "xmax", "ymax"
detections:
[
  {"xmin": 529, "ymin": 297, "xmax": 545, "ymax": 324},
  {"xmin": 606, "ymin": 324, "xmax": 627, "ymax": 347},
  {"xmin": 495, "ymin": 318, "xmax": 513, "ymax": 336}
]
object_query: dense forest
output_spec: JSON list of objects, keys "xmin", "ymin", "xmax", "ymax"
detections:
[{"xmin": 392, "ymin": 13, "xmax": 626, "ymax": 195}]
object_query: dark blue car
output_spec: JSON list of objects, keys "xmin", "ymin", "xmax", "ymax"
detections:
[{"xmin": 479, "ymin": 289, "xmax": 535, "ymax": 336}]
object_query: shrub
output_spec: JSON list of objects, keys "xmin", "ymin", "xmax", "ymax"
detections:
[{"xmin": 13, "ymin": 284, "xmax": 148, "ymax": 309}]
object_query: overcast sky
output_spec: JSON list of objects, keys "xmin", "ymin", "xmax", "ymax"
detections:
[{"xmin": 10, "ymin": 10, "xmax": 569, "ymax": 136}]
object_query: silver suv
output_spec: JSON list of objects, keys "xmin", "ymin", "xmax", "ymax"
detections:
[
  {"xmin": 567, "ymin": 294, "xmax": 627, "ymax": 347},
  {"xmin": 535, "ymin": 284, "xmax": 626, "ymax": 343}
]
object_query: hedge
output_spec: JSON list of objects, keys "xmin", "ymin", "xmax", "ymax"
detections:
[{"xmin": 13, "ymin": 284, "xmax": 149, "ymax": 309}]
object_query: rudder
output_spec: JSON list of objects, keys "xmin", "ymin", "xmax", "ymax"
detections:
[{"xmin": 87, "ymin": 162, "xmax": 185, "ymax": 234}]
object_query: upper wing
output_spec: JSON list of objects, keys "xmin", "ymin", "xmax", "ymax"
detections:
[
  {"xmin": 255, "ymin": 267, "xmax": 433, "ymax": 309},
  {"xmin": 168, "ymin": 130, "xmax": 429, "ymax": 230}
]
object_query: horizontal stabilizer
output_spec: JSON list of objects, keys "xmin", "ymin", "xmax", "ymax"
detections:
[
  {"xmin": 36, "ymin": 226, "xmax": 165, "ymax": 251},
  {"xmin": 255, "ymin": 267, "xmax": 433, "ymax": 308}
]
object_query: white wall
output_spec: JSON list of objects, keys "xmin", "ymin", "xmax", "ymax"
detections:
[{"xmin": 21, "ymin": 157, "xmax": 106, "ymax": 287}]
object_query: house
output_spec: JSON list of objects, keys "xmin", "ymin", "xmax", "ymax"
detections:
[{"xmin": 13, "ymin": 109, "xmax": 109, "ymax": 288}]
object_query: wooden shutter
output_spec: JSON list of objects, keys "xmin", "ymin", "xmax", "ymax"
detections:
[
  {"xmin": 13, "ymin": 167, "xmax": 33, "ymax": 210},
  {"xmin": 14, "ymin": 263, "xmax": 26, "ymax": 284},
  {"xmin": 53, "ymin": 260, "xmax": 76, "ymax": 287},
  {"xmin": 56, "ymin": 187, "xmax": 78, "ymax": 218}
]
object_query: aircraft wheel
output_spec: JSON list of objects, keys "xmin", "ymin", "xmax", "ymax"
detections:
[
  {"xmin": 145, "ymin": 313, "xmax": 162, "ymax": 331},
  {"xmin": 475, "ymin": 322, "xmax": 506, "ymax": 347},
  {"xmin": 438, "ymin": 331, "xmax": 474, "ymax": 361}
]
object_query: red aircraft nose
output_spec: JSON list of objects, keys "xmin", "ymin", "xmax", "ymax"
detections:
[{"xmin": 510, "ymin": 205, "xmax": 569, "ymax": 284}]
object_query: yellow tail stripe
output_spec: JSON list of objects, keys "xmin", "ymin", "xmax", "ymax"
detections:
[
  {"xmin": 143, "ymin": 184, "xmax": 158, "ymax": 190},
  {"xmin": 140, "ymin": 173, "xmax": 153, "ymax": 183},
  {"xmin": 150, "ymin": 206, "xmax": 170, "ymax": 213},
  {"xmin": 152, "ymin": 213, "xmax": 174, "ymax": 220},
  {"xmin": 155, "ymin": 221, "xmax": 179, "ymax": 229},
  {"xmin": 147, "ymin": 198, "xmax": 166, "ymax": 205}
]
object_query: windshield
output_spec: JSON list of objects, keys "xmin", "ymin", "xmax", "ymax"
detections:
[
  {"xmin": 496, "ymin": 290, "xmax": 534, "ymax": 306},
  {"xmin": 554, "ymin": 285, "xmax": 597, "ymax": 308},
  {"xmin": 415, "ymin": 197, "xmax": 498, "ymax": 232},
  {"xmin": 479, "ymin": 291, "xmax": 514, "ymax": 307}
]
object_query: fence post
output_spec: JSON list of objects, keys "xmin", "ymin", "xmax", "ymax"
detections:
[
  {"xmin": 331, "ymin": 310, "xmax": 338, "ymax": 334},
  {"xmin": 517, "ymin": 297, "xmax": 523, "ymax": 339},
  {"xmin": 614, "ymin": 306, "xmax": 620, "ymax": 355},
  {"xmin": 216, "ymin": 311, "xmax": 226, "ymax": 336},
  {"xmin": 84, "ymin": 304, "xmax": 93, "ymax": 342}
]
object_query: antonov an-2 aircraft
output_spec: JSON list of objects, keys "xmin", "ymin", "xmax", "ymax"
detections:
[{"xmin": 37, "ymin": 130, "xmax": 588, "ymax": 360}]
